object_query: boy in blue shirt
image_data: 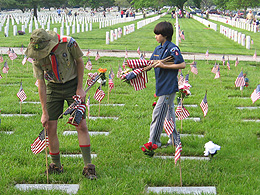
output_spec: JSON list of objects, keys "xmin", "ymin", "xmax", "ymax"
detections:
[{"xmin": 148, "ymin": 21, "xmax": 186, "ymax": 149}]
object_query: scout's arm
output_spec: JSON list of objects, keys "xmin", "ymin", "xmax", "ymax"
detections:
[
  {"xmin": 154, "ymin": 61, "xmax": 186, "ymax": 69},
  {"xmin": 38, "ymin": 79, "xmax": 49, "ymax": 128},
  {"xmin": 75, "ymin": 57, "xmax": 86, "ymax": 101}
]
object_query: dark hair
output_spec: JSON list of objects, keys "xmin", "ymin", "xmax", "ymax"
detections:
[{"xmin": 154, "ymin": 21, "xmax": 174, "ymax": 41}]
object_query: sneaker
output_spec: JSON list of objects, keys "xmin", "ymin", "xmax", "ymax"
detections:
[
  {"xmin": 45, "ymin": 163, "xmax": 63, "ymax": 174},
  {"xmin": 82, "ymin": 163, "xmax": 97, "ymax": 180},
  {"xmin": 161, "ymin": 142, "xmax": 172, "ymax": 148}
]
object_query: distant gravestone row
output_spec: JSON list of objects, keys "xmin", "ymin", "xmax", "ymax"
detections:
[
  {"xmin": 210, "ymin": 15, "xmax": 258, "ymax": 33},
  {"xmin": 192, "ymin": 15, "xmax": 218, "ymax": 31},
  {"xmin": 0, "ymin": 10, "xmax": 147, "ymax": 37},
  {"xmin": 220, "ymin": 25, "xmax": 252, "ymax": 49},
  {"xmin": 106, "ymin": 13, "xmax": 166, "ymax": 45}
]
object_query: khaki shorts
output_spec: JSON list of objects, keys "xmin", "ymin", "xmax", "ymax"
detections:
[{"xmin": 46, "ymin": 77, "xmax": 86, "ymax": 120}]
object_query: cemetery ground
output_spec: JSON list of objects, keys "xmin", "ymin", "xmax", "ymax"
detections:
[{"xmin": 0, "ymin": 13, "xmax": 260, "ymax": 194}]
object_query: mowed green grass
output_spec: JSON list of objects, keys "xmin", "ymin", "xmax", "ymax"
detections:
[{"xmin": 0, "ymin": 12, "xmax": 260, "ymax": 195}]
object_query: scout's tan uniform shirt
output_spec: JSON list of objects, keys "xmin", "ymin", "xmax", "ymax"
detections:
[{"xmin": 33, "ymin": 36, "xmax": 83, "ymax": 83}]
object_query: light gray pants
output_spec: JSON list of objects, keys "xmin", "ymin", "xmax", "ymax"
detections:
[{"xmin": 149, "ymin": 93, "xmax": 178, "ymax": 147}]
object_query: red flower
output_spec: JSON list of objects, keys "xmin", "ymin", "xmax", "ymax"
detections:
[
  {"xmin": 152, "ymin": 144, "xmax": 158, "ymax": 150},
  {"xmin": 141, "ymin": 147, "xmax": 146, "ymax": 152},
  {"xmin": 144, "ymin": 142, "xmax": 152, "ymax": 150}
]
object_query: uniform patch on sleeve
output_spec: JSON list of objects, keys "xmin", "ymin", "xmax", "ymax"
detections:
[
  {"xmin": 68, "ymin": 38, "xmax": 77, "ymax": 48},
  {"xmin": 170, "ymin": 47, "xmax": 179, "ymax": 52}
]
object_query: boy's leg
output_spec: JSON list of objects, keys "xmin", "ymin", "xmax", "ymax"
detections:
[{"xmin": 149, "ymin": 93, "xmax": 175, "ymax": 147}]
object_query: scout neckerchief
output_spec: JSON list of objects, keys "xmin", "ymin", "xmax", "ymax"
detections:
[
  {"xmin": 50, "ymin": 34, "xmax": 68, "ymax": 81},
  {"xmin": 50, "ymin": 34, "xmax": 61, "ymax": 81}
]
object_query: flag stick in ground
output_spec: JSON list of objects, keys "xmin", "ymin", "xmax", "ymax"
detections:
[
  {"xmin": 44, "ymin": 127, "xmax": 49, "ymax": 184},
  {"xmin": 178, "ymin": 153, "xmax": 182, "ymax": 186},
  {"xmin": 180, "ymin": 94, "xmax": 183, "ymax": 133},
  {"xmin": 98, "ymin": 84, "xmax": 101, "ymax": 117},
  {"xmin": 20, "ymin": 101, "xmax": 22, "ymax": 114},
  {"xmin": 107, "ymin": 84, "xmax": 110, "ymax": 104}
]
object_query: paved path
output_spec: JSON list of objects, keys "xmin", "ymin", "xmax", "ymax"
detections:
[{"xmin": 1, "ymin": 47, "xmax": 259, "ymax": 62}]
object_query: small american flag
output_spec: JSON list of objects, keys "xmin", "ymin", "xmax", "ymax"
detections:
[
  {"xmin": 222, "ymin": 55, "xmax": 225, "ymax": 65},
  {"xmin": 163, "ymin": 117, "xmax": 175, "ymax": 136},
  {"xmin": 190, "ymin": 62, "xmax": 198, "ymax": 75},
  {"xmin": 251, "ymin": 85, "xmax": 260, "ymax": 103},
  {"xmin": 95, "ymin": 51, "xmax": 100, "ymax": 61},
  {"xmin": 235, "ymin": 57, "xmax": 239, "ymax": 67},
  {"xmin": 117, "ymin": 64, "xmax": 122, "ymax": 78},
  {"xmin": 22, "ymin": 55, "xmax": 27, "ymax": 65},
  {"xmin": 21, "ymin": 44, "xmax": 24, "ymax": 54},
  {"xmin": 178, "ymin": 71, "xmax": 184, "ymax": 86},
  {"xmin": 205, "ymin": 49, "xmax": 209, "ymax": 57},
  {"xmin": 35, "ymin": 80, "xmax": 39, "ymax": 87},
  {"xmin": 174, "ymin": 132, "xmax": 182, "ymax": 165},
  {"xmin": 110, "ymin": 68, "xmax": 115, "ymax": 79},
  {"xmin": 253, "ymin": 50, "xmax": 257, "ymax": 60},
  {"xmin": 184, "ymin": 74, "xmax": 189, "ymax": 83},
  {"xmin": 227, "ymin": 59, "xmax": 230, "ymax": 70},
  {"xmin": 9, "ymin": 49, "xmax": 17, "ymax": 60},
  {"xmin": 175, "ymin": 101, "xmax": 190, "ymax": 120},
  {"xmin": 85, "ymin": 58, "xmax": 92, "ymax": 70},
  {"xmin": 27, "ymin": 58, "xmax": 33, "ymax": 63},
  {"xmin": 31, "ymin": 129, "xmax": 49, "ymax": 154},
  {"xmin": 86, "ymin": 49, "xmax": 90, "ymax": 56},
  {"xmin": 17, "ymin": 82, "xmax": 27, "ymax": 102},
  {"xmin": 214, "ymin": 67, "xmax": 220, "ymax": 79},
  {"xmin": 108, "ymin": 73, "xmax": 114, "ymax": 92},
  {"xmin": 211, "ymin": 63, "xmax": 218, "ymax": 73},
  {"xmin": 137, "ymin": 47, "xmax": 140, "ymax": 55},
  {"xmin": 180, "ymin": 30, "xmax": 185, "ymax": 40},
  {"xmin": 200, "ymin": 93, "xmax": 208, "ymax": 117},
  {"xmin": 2, "ymin": 61, "xmax": 9, "ymax": 73},
  {"xmin": 94, "ymin": 86, "xmax": 105, "ymax": 102},
  {"xmin": 7, "ymin": 48, "xmax": 11, "ymax": 55},
  {"xmin": 122, "ymin": 59, "xmax": 126, "ymax": 70},
  {"xmin": 235, "ymin": 71, "xmax": 245, "ymax": 87},
  {"xmin": 130, "ymin": 74, "xmax": 146, "ymax": 91}
]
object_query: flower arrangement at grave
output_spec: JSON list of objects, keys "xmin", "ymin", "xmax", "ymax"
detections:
[
  {"xmin": 18, "ymin": 31, "xmax": 25, "ymax": 35},
  {"xmin": 97, "ymin": 68, "xmax": 107, "ymax": 86},
  {"xmin": 177, "ymin": 82, "xmax": 191, "ymax": 102},
  {"xmin": 140, "ymin": 142, "xmax": 158, "ymax": 157}
]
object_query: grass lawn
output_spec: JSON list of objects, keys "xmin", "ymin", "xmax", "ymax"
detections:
[{"xmin": 0, "ymin": 11, "xmax": 260, "ymax": 195}]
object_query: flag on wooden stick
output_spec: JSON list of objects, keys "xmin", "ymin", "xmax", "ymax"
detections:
[
  {"xmin": 31, "ymin": 129, "xmax": 49, "ymax": 154},
  {"xmin": 94, "ymin": 86, "xmax": 105, "ymax": 102},
  {"xmin": 2, "ymin": 61, "xmax": 9, "ymax": 73},
  {"xmin": 17, "ymin": 82, "xmax": 27, "ymax": 102},
  {"xmin": 175, "ymin": 101, "xmax": 190, "ymax": 120},
  {"xmin": 200, "ymin": 92, "xmax": 208, "ymax": 117},
  {"xmin": 235, "ymin": 71, "xmax": 245, "ymax": 87},
  {"xmin": 174, "ymin": 132, "xmax": 182, "ymax": 165},
  {"xmin": 251, "ymin": 84, "xmax": 260, "ymax": 103}
]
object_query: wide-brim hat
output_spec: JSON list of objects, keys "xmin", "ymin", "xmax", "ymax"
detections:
[{"xmin": 25, "ymin": 29, "xmax": 58, "ymax": 60}]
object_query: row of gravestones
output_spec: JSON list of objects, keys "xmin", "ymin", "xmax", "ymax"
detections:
[{"xmin": 0, "ymin": 101, "xmax": 218, "ymax": 194}]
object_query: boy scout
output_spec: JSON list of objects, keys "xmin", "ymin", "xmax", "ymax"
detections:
[{"xmin": 25, "ymin": 29, "xmax": 97, "ymax": 179}]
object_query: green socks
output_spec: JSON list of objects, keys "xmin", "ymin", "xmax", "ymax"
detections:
[{"xmin": 80, "ymin": 145, "xmax": 91, "ymax": 167}]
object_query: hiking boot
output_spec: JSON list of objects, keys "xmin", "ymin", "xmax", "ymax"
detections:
[
  {"xmin": 82, "ymin": 163, "xmax": 97, "ymax": 180},
  {"xmin": 45, "ymin": 163, "xmax": 63, "ymax": 174}
]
